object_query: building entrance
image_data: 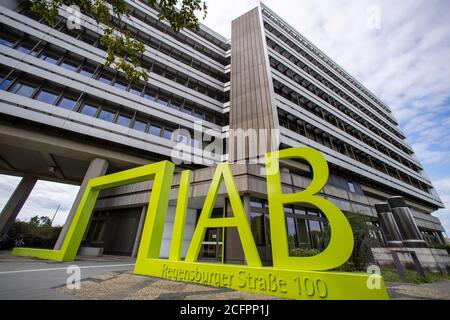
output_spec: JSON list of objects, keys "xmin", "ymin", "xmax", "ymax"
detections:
[{"xmin": 83, "ymin": 208, "xmax": 142, "ymax": 256}]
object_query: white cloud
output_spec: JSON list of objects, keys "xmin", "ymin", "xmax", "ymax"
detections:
[{"xmin": 0, "ymin": 175, "xmax": 79, "ymax": 227}]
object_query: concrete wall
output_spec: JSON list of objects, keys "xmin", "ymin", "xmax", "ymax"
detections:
[{"xmin": 372, "ymin": 247, "xmax": 450, "ymax": 273}]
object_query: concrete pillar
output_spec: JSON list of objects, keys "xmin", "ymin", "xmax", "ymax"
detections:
[
  {"xmin": 131, "ymin": 205, "xmax": 147, "ymax": 258},
  {"xmin": 54, "ymin": 158, "xmax": 109, "ymax": 250},
  {"xmin": 0, "ymin": 176, "xmax": 37, "ymax": 239},
  {"xmin": 388, "ymin": 196, "xmax": 427, "ymax": 248}
]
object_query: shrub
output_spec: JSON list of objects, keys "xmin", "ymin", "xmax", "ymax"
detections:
[
  {"xmin": 325, "ymin": 212, "xmax": 380, "ymax": 272},
  {"xmin": 290, "ymin": 248, "xmax": 321, "ymax": 257},
  {"xmin": 0, "ymin": 216, "xmax": 62, "ymax": 250}
]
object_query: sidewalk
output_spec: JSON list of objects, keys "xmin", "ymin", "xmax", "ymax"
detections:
[{"xmin": 386, "ymin": 281, "xmax": 450, "ymax": 300}]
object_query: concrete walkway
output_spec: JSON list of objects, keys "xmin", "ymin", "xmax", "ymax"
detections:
[
  {"xmin": 0, "ymin": 251, "xmax": 134, "ymax": 300},
  {"xmin": 385, "ymin": 281, "xmax": 450, "ymax": 300}
]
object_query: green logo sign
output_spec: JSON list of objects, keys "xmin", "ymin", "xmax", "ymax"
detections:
[{"xmin": 13, "ymin": 147, "xmax": 388, "ymax": 300}]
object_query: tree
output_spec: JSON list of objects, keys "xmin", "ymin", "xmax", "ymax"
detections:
[
  {"xmin": 323, "ymin": 212, "xmax": 381, "ymax": 272},
  {"xmin": 28, "ymin": 215, "xmax": 52, "ymax": 227},
  {"xmin": 29, "ymin": 0, "xmax": 208, "ymax": 84},
  {"xmin": 0, "ymin": 217, "xmax": 62, "ymax": 250}
]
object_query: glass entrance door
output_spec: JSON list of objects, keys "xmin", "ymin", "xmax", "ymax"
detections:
[{"xmin": 199, "ymin": 208, "xmax": 224, "ymax": 262}]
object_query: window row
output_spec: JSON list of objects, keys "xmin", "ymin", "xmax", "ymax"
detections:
[
  {"xmin": 18, "ymin": 4, "xmax": 229, "ymax": 68},
  {"xmin": 0, "ymin": 30, "xmax": 226, "ymax": 126},
  {"xmin": 131, "ymin": 3, "xmax": 230, "ymax": 64},
  {"xmin": 270, "ymin": 56, "xmax": 408, "ymax": 153},
  {"xmin": 57, "ymin": 20, "xmax": 229, "ymax": 84},
  {"xmin": 262, "ymin": 12, "xmax": 393, "ymax": 120},
  {"xmin": 267, "ymin": 42, "xmax": 400, "ymax": 135},
  {"xmin": 273, "ymin": 78, "xmax": 415, "ymax": 160},
  {"xmin": 249, "ymin": 198, "xmax": 328, "ymax": 252},
  {"xmin": 0, "ymin": 71, "xmax": 204, "ymax": 143},
  {"xmin": 0, "ymin": 20, "xmax": 229, "ymax": 104},
  {"xmin": 278, "ymin": 110, "xmax": 430, "ymax": 193}
]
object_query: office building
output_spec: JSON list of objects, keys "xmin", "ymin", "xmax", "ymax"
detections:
[{"xmin": 0, "ymin": 1, "xmax": 447, "ymax": 269}]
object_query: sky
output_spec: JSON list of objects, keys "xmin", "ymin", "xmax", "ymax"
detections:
[{"xmin": 0, "ymin": 0, "xmax": 449, "ymax": 235}]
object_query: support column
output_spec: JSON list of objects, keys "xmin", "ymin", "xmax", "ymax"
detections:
[
  {"xmin": 54, "ymin": 158, "xmax": 109, "ymax": 250},
  {"xmin": 0, "ymin": 176, "xmax": 37, "ymax": 239},
  {"xmin": 131, "ymin": 205, "xmax": 147, "ymax": 258}
]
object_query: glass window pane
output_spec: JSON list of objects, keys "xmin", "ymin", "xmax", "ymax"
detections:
[
  {"xmin": 170, "ymin": 100, "xmax": 182, "ymax": 110},
  {"xmin": 116, "ymin": 114, "xmax": 131, "ymax": 127},
  {"xmin": 144, "ymin": 91, "xmax": 156, "ymax": 101},
  {"xmin": 284, "ymin": 206, "xmax": 294, "ymax": 215},
  {"xmin": 61, "ymin": 61, "xmax": 78, "ymax": 72},
  {"xmin": 205, "ymin": 113, "xmax": 214, "ymax": 123},
  {"xmin": 158, "ymin": 96, "xmax": 169, "ymax": 106},
  {"xmin": 0, "ymin": 78, "xmax": 11, "ymax": 90},
  {"xmin": 81, "ymin": 103, "xmax": 98, "ymax": 117},
  {"xmin": 98, "ymin": 109, "xmax": 115, "ymax": 122},
  {"xmin": 250, "ymin": 198, "xmax": 263, "ymax": 209},
  {"xmin": 163, "ymin": 128, "xmax": 173, "ymax": 140},
  {"xmin": 296, "ymin": 219, "xmax": 311, "ymax": 248},
  {"xmin": 0, "ymin": 37, "xmax": 13, "ymax": 47},
  {"xmin": 194, "ymin": 110, "xmax": 204, "ymax": 119},
  {"xmin": 308, "ymin": 220, "xmax": 323, "ymax": 250},
  {"xmin": 133, "ymin": 120, "xmax": 147, "ymax": 132},
  {"xmin": 58, "ymin": 97, "xmax": 77, "ymax": 110},
  {"xmin": 10, "ymin": 82, "xmax": 36, "ymax": 97},
  {"xmin": 250, "ymin": 212, "xmax": 265, "ymax": 246},
  {"xmin": 294, "ymin": 207, "xmax": 307, "ymax": 216},
  {"xmin": 183, "ymin": 106, "xmax": 192, "ymax": 115},
  {"xmin": 114, "ymin": 81, "xmax": 127, "ymax": 90},
  {"xmin": 130, "ymin": 86, "xmax": 141, "ymax": 96},
  {"xmin": 286, "ymin": 217, "xmax": 297, "ymax": 250},
  {"xmin": 17, "ymin": 44, "xmax": 32, "ymax": 54},
  {"xmin": 348, "ymin": 181, "xmax": 356, "ymax": 193},
  {"xmin": 265, "ymin": 214, "xmax": 271, "ymax": 245},
  {"xmin": 36, "ymin": 90, "xmax": 58, "ymax": 104},
  {"xmin": 40, "ymin": 53, "xmax": 58, "ymax": 64},
  {"xmin": 80, "ymin": 67, "xmax": 94, "ymax": 78},
  {"xmin": 98, "ymin": 75, "xmax": 112, "ymax": 85},
  {"xmin": 149, "ymin": 124, "xmax": 162, "ymax": 136}
]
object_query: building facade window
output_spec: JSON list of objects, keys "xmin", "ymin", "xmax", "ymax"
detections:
[
  {"xmin": 58, "ymin": 96, "xmax": 77, "ymax": 110},
  {"xmin": 348, "ymin": 181, "xmax": 356, "ymax": 193},
  {"xmin": 249, "ymin": 198, "xmax": 328, "ymax": 254},
  {"xmin": 36, "ymin": 89, "xmax": 59, "ymax": 104},
  {"xmin": 116, "ymin": 114, "xmax": 132, "ymax": 127},
  {"xmin": 81, "ymin": 103, "xmax": 98, "ymax": 117},
  {"xmin": 9, "ymin": 82, "xmax": 36, "ymax": 97},
  {"xmin": 39, "ymin": 52, "xmax": 59, "ymax": 64},
  {"xmin": 149, "ymin": 124, "xmax": 162, "ymax": 137},
  {"xmin": 98, "ymin": 109, "xmax": 116, "ymax": 122},
  {"xmin": 133, "ymin": 119, "xmax": 147, "ymax": 132}
]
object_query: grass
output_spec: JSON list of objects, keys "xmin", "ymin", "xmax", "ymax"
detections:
[{"xmin": 381, "ymin": 267, "xmax": 450, "ymax": 284}]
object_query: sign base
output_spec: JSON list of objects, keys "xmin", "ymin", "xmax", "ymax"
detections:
[{"xmin": 134, "ymin": 259, "xmax": 389, "ymax": 300}]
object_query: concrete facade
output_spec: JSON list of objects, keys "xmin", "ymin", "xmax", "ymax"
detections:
[{"xmin": 0, "ymin": 1, "xmax": 448, "ymax": 267}]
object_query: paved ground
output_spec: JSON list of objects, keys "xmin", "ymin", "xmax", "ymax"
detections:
[
  {"xmin": 0, "ymin": 251, "xmax": 135, "ymax": 299},
  {"xmin": 1, "ymin": 251, "xmax": 450, "ymax": 300}
]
